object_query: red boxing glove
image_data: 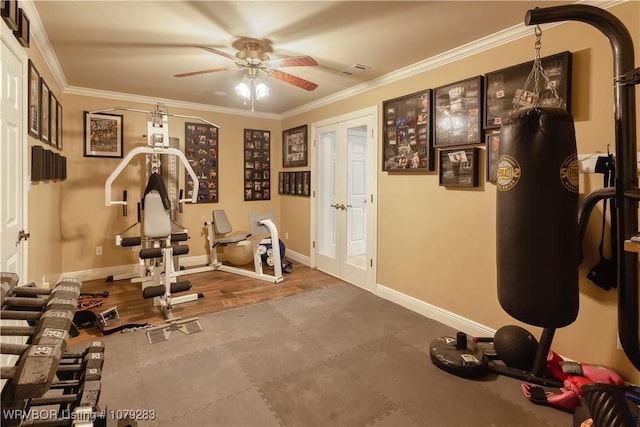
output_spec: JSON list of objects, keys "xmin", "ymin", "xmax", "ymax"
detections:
[
  {"xmin": 547, "ymin": 350, "xmax": 569, "ymax": 381},
  {"xmin": 564, "ymin": 376, "xmax": 592, "ymax": 398},
  {"xmin": 521, "ymin": 383, "xmax": 580, "ymax": 412},
  {"xmin": 562, "ymin": 361, "xmax": 624, "ymax": 386}
]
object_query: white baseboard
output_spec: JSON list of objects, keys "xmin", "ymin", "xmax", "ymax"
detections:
[
  {"xmin": 65, "ymin": 250, "xmax": 310, "ymax": 283},
  {"xmin": 375, "ymin": 284, "xmax": 495, "ymax": 338}
]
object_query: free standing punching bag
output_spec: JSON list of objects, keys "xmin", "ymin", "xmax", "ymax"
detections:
[{"xmin": 496, "ymin": 107, "xmax": 580, "ymax": 328}]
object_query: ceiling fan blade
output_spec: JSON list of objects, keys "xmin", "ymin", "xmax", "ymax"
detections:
[
  {"xmin": 262, "ymin": 56, "xmax": 318, "ymax": 68},
  {"xmin": 269, "ymin": 70, "xmax": 318, "ymax": 91},
  {"xmin": 196, "ymin": 45, "xmax": 239, "ymax": 62},
  {"xmin": 174, "ymin": 67, "xmax": 234, "ymax": 78}
]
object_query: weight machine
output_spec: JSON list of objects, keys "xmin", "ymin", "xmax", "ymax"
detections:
[{"xmin": 100, "ymin": 102, "xmax": 220, "ymax": 342}]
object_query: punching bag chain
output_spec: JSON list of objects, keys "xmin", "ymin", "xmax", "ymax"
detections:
[{"xmin": 516, "ymin": 25, "xmax": 564, "ymax": 111}]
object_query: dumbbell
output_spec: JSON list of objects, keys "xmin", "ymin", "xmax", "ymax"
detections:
[
  {"xmin": 25, "ymin": 379, "xmax": 102, "ymax": 414},
  {"xmin": 3, "ymin": 280, "xmax": 81, "ymax": 310},
  {"xmin": 1, "ymin": 341, "xmax": 104, "ymax": 401}
]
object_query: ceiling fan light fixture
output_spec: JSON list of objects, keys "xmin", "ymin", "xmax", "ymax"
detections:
[
  {"xmin": 255, "ymin": 81, "xmax": 269, "ymax": 99},
  {"xmin": 235, "ymin": 81, "xmax": 252, "ymax": 99}
]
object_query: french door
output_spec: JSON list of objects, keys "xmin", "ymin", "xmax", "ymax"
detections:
[{"xmin": 312, "ymin": 107, "xmax": 377, "ymax": 290}]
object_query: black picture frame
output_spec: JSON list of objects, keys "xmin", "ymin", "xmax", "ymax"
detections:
[
  {"xmin": 1, "ymin": 0, "xmax": 18, "ymax": 31},
  {"xmin": 278, "ymin": 172, "xmax": 284, "ymax": 194},
  {"xmin": 13, "ymin": 7, "xmax": 29, "ymax": 47},
  {"xmin": 485, "ymin": 132, "xmax": 500, "ymax": 183},
  {"xmin": 438, "ymin": 147, "xmax": 479, "ymax": 187},
  {"xmin": 382, "ymin": 89, "xmax": 434, "ymax": 171},
  {"xmin": 243, "ymin": 129, "xmax": 270, "ymax": 201},
  {"xmin": 185, "ymin": 122, "xmax": 218, "ymax": 203},
  {"xmin": 282, "ymin": 125, "xmax": 307, "ymax": 168},
  {"xmin": 40, "ymin": 79, "xmax": 50, "ymax": 144},
  {"xmin": 56, "ymin": 101, "xmax": 63, "ymax": 151},
  {"xmin": 434, "ymin": 76, "xmax": 483, "ymax": 148},
  {"xmin": 27, "ymin": 60, "xmax": 40, "ymax": 138},
  {"xmin": 302, "ymin": 171, "xmax": 311, "ymax": 196},
  {"xmin": 83, "ymin": 112, "xmax": 123, "ymax": 158},
  {"xmin": 49, "ymin": 93, "xmax": 58, "ymax": 149},
  {"xmin": 484, "ymin": 51, "xmax": 572, "ymax": 129}
]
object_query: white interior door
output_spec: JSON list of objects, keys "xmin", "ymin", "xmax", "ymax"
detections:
[
  {"xmin": 1, "ymin": 26, "xmax": 28, "ymax": 393},
  {"xmin": 1, "ymin": 32, "xmax": 27, "ymax": 278},
  {"xmin": 313, "ymin": 107, "xmax": 377, "ymax": 290}
]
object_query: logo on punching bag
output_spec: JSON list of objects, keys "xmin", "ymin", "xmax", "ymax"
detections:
[
  {"xmin": 559, "ymin": 153, "xmax": 579, "ymax": 193},
  {"xmin": 496, "ymin": 155, "xmax": 521, "ymax": 191}
]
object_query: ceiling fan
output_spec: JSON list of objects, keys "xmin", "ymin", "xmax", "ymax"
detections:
[{"xmin": 174, "ymin": 37, "xmax": 319, "ymax": 92}]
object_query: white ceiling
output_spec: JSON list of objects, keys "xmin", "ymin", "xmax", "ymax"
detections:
[{"xmin": 27, "ymin": 1, "xmax": 576, "ymax": 117}]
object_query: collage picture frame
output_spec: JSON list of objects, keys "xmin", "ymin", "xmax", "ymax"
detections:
[
  {"xmin": 185, "ymin": 122, "xmax": 218, "ymax": 203},
  {"xmin": 382, "ymin": 89, "xmax": 433, "ymax": 171},
  {"xmin": 244, "ymin": 129, "xmax": 271, "ymax": 201},
  {"xmin": 438, "ymin": 147, "xmax": 479, "ymax": 187},
  {"xmin": 434, "ymin": 76, "xmax": 483, "ymax": 148},
  {"xmin": 484, "ymin": 51, "xmax": 572, "ymax": 129},
  {"xmin": 27, "ymin": 60, "xmax": 40, "ymax": 138},
  {"xmin": 282, "ymin": 125, "xmax": 308, "ymax": 168}
]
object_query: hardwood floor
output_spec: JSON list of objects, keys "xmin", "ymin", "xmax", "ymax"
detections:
[{"xmin": 70, "ymin": 262, "xmax": 347, "ymax": 345}]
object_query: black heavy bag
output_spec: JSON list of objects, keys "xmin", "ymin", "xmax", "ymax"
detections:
[{"xmin": 496, "ymin": 107, "xmax": 579, "ymax": 328}]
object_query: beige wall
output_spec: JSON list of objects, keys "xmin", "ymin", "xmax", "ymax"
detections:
[
  {"xmin": 23, "ymin": 2, "xmax": 639, "ymax": 383},
  {"xmin": 282, "ymin": 2, "xmax": 640, "ymax": 383}
]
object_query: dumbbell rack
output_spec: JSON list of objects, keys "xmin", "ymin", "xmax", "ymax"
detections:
[{"xmin": 0, "ymin": 272, "xmax": 108, "ymax": 426}]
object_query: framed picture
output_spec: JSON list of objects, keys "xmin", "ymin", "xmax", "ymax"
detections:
[
  {"xmin": 382, "ymin": 89, "xmax": 433, "ymax": 171},
  {"xmin": 83, "ymin": 112, "xmax": 123, "ymax": 158},
  {"xmin": 439, "ymin": 147, "xmax": 479, "ymax": 187},
  {"xmin": 185, "ymin": 122, "xmax": 218, "ymax": 203},
  {"xmin": 27, "ymin": 60, "xmax": 40, "ymax": 138},
  {"xmin": 13, "ymin": 7, "xmax": 29, "ymax": 47},
  {"xmin": 1, "ymin": 0, "xmax": 18, "ymax": 31},
  {"xmin": 49, "ymin": 93, "xmax": 58, "ymax": 149},
  {"xmin": 282, "ymin": 125, "xmax": 307, "ymax": 168},
  {"xmin": 56, "ymin": 101, "xmax": 63, "ymax": 151},
  {"xmin": 484, "ymin": 51, "xmax": 572, "ymax": 129},
  {"xmin": 485, "ymin": 132, "xmax": 500, "ymax": 183},
  {"xmin": 434, "ymin": 76, "xmax": 483, "ymax": 148},
  {"xmin": 302, "ymin": 171, "xmax": 311, "ymax": 196},
  {"xmin": 283, "ymin": 171, "xmax": 290, "ymax": 194},
  {"xmin": 243, "ymin": 129, "xmax": 270, "ymax": 201},
  {"xmin": 288, "ymin": 172, "xmax": 297, "ymax": 195},
  {"xmin": 40, "ymin": 79, "xmax": 50, "ymax": 144}
]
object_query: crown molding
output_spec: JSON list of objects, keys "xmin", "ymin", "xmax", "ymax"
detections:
[{"xmin": 25, "ymin": 0, "xmax": 625, "ymax": 121}]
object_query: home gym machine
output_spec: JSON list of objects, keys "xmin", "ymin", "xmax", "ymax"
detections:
[
  {"xmin": 430, "ymin": 4, "xmax": 639, "ymax": 426},
  {"xmin": 208, "ymin": 209, "xmax": 285, "ymax": 284},
  {"xmin": 101, "ymin": 102, "xmax": 220, "ymax": 343}
]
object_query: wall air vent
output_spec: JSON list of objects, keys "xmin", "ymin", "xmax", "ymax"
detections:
[{"xmin": 340, "ymin": 64, "xmax": 371, "ymax": 76}]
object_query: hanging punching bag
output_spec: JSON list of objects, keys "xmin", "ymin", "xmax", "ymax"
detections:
[{"xmin": 496, "ymin": 107, "xmax": 579, "ymax": 328}]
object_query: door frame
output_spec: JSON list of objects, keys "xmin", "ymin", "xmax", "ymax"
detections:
[
  {"xmin": 1, "ymin": 22, "xmax": 29, "ymax": 281},
  {"xmin": 310, "ymin": 105, "xmax": 378, "ymax": 291}
]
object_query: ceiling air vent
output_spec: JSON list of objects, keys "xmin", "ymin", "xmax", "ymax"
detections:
[{"xmin": 340, "ymin": 64, "xmax": 370, "ymax": 76}]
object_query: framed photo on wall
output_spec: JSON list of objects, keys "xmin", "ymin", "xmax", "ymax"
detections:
[
  {"xmin": 185, "ymin": 122, "xmax": 218, "ymax": 203},
  {"xmin": 27, "ymin": 60, "xmax": 40, "ymax": 138},
  {"xmin": 49, "ymin": 93, "xmax": 58, "ymax": 149},
  {"xmin": 56, "ymin": 101, "xmax": 63, "ymax": 151},
  {"xmin": 438, "ymin": 147, "xmax": 479, "ymax": 187},
  {"xmin": 244, "ymin": 129, "xmax": 271, "ymax": 201},
  {"xmin": 40, "ymin": 79, "xmax": 50, "ymax": 144},
  {"xmin": 13, "ymin": 7, "xmax": 29, "ymax": 47},
  {"xmin": 382, "ymin": 89, "xmax": 434, "ymax": 171},
  {"xmin": 1, "ymin": 0, "xmax": 19, "ymax": 31},
  {"xmin": 282, "ymin": 125, "xmax": 307, "ymax": 168},
  {"xmin": 484, "ymin": 51, "xmax": 572, "ymax": 129},
  {"xmin": 485, "ymin": 132, "xmax": 500, "ymax": 183},
  {"xmin": 434, "ymin": 76, "xmax": 483, "ymax": 148},
  {"xmin": 83, "ymin": 112, "xmax": 123, "ymax": 158}
]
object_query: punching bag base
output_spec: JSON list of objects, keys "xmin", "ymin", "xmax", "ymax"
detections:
[{"xmin": 429, "ymin": 335, "xmax": 488, "ymax": 378}]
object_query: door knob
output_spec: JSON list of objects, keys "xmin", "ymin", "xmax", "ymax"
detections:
[{"xmin": 16, "ymin": 230, "xmax": 30, "ymax": 245}]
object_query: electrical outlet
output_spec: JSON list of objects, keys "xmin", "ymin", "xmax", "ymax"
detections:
[
  {"xmin": 285, "ymin": 232, "xmax": 289, "ymax": 240},
  {"xmin": 96, "ymin": 245, "xmax": 103, "ymax": 256}
]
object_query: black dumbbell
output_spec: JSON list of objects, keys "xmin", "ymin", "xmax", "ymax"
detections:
[
  {"xmin": 1, "ymin": 341, "xmax": 104, "ymax": 401},
  {"xmin": 25, "ymin": 379, "xmax": 102, "ymax": 413}
]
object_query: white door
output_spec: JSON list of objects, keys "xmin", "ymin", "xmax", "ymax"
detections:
[
  {"xmin": 1, "ymin": 31, "xmax": 27, "ymax": 279},
  {"xmin": 313, "ymin": 107, "xmax": 377, "ymax": 290}
]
